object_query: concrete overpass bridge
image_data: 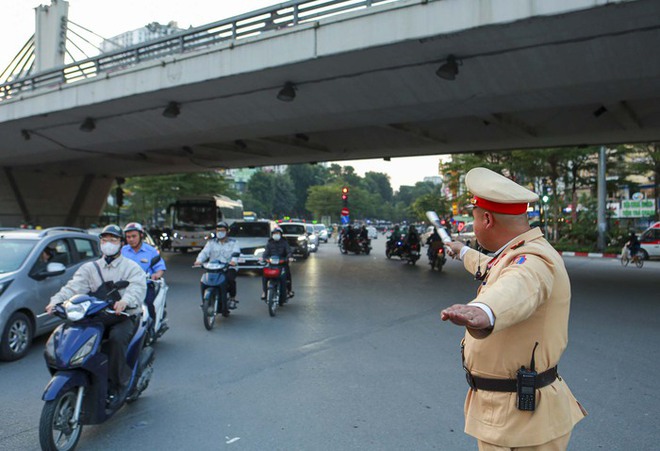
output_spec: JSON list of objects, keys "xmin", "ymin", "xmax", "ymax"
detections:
[{"xmin": 1, "ymin": 0, "xmax": 659, "ymax": 226}]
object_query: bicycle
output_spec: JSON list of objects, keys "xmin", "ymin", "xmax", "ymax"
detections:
[{"xmin": 620, "ymin": 247, "xmax": 643, "ymax": 268}]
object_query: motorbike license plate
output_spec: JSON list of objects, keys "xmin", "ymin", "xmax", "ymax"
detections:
[{"xmin": 238, "ymin": 258, "xmax": 246, "ymax": 263}]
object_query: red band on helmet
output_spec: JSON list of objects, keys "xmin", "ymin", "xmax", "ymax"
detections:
[{"xmin": 471, "ymin": 196, "xmax": 528, "ymax": 215}]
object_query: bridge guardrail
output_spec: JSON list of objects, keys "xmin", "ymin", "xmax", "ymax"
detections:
[{"xmin": 0, "ymin": 0, "xmax": 397, "ymax": 102}]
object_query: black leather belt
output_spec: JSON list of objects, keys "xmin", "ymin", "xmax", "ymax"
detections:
[{"xmin": 464, "ymin": 366, "xmax": 558, "ymax": 392}]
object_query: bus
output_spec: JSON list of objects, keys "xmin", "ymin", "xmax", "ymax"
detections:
[
  {"xmin": 243, "ymin": 211, "xmax": 258, "ymax": 221},
  {"xmin": 169, "ymin": 195, "xmax": 243, "ymax": 252}
]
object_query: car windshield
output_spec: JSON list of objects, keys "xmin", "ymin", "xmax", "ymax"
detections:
[
  {"xmin": 280, "ymin": 224, "xmax": 305, "ymax": 235},
  {"xmin": 0, "ymin": 239, "xmax": 36, "ymax": 273},
  {"xmin": 229, "ymin": 222, "xmax": 271, "ymax": 237},
  {"xmin": 314, "ymin": 225, "xmax": 326, "ymax": 232}
]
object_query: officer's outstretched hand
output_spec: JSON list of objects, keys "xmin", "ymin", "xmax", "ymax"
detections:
[
  {"xmin": 445, "ymin": 241, "xmax": 465, "ymax": 259},
  {"xmin": 441, "ymin": 304, "xmax": 490, "ymax": 329}
]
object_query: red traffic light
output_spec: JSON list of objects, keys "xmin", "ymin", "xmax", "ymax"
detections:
[{"xmin": 341, "ymin": 194, "xmax": 348, "ymax": 200}]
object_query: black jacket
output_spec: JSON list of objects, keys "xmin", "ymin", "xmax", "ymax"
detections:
[{"xmin": 262, "ymin": 238, "xmax": 293, "ymax": 260}]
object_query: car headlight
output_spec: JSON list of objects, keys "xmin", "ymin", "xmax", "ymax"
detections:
[
  {"xmin": 297, "ymin": 236, "xmax": 306, "ymax": 241},
  {"xmin": 70, "ymin": 335, "xmax": 97, "ymax": 366},
  {"xmin": 254, "ymin": 248, "xmax": 265, "ymax": 256},
  {"xmin": 0, "ymin": 280, "xmax": 12, "ymax": 297},
  {"xmin": 64, "ymin": 300, "xmax": 91, "ymax": 321}
]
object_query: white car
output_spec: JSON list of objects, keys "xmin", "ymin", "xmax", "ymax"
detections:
[
  {"xmin": 228, "ymin": 220, "xmax": 278, "ymax": 269},
  {"xmin": 366, "ymin": 226, "xmax": 378, "ymax": 240},
  {"xmin": 313, "ymin": 224, "xmax": 329, "ymax": 243},
  {"xmin": 639, "ymin": 221, "xmax": 660, "ymax": 260},
  {"xmin": 305, "ymin": 224, "xmax": 319, "ymax": 252}
]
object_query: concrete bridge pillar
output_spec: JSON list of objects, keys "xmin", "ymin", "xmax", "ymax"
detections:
[{"xmin": 0, "ymin": 168, "xmax": 113, "ymax": 228}]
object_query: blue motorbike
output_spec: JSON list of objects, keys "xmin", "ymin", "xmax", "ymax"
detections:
[
  {"xmin": 39, "ymin": 287, "xmax": 154, "ymax": 451},
  {"xmin": 198, "ymin": 260, "xmax": 231, "ymax": 330}
]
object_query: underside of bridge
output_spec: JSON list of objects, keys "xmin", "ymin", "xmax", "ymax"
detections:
[{"xmin": 1, "ymin": 0, "xmax": 659, "ymax": 226}]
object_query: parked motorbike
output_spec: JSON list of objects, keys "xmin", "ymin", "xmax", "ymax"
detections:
[
  {"xmin": 427, "ymin": 241, "xmax": 447, "ymax": 272},
  {"xmin": 145, "ymin": 256, "xmax": 168, "ymax": 345},
  {"xmin": 197, "ymin": 259, "xmax": 233, "ymax": 330},
  {"xmin": 261, "ymin": 256, "xmax": 290, "ymax": 317},
  {"xmin": 39, "ymin": 287, "xmax": 154, "ymax": 451}
]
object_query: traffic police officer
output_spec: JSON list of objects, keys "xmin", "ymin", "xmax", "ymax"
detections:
[
  {"xmin": 193, "ymin": 221, "xmax": 241, "ymax": 309},
  {"xmin": 442, "ymin": 168, "xmax": 586, "ymax": 450},
  {"xmin": 46, "ymin": 225, "xmax": 146, "ymax": 406}
]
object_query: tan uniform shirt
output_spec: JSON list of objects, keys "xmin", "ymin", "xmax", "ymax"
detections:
[
  {"xmin": 49, "ymin": 256, "xmax": 146, "ymax": 316},
  {"xmin": 460, "ymin": 227, "xmax": 586, "ymax": 447}
]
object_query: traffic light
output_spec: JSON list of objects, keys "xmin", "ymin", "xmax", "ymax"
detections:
[
  {"xmin": 116, "ymin": 187, "xmax": 124, "ymax": 207},
  {"xmin": 341, "ymin": 186, "xmax": 349, "ymax": 206}
]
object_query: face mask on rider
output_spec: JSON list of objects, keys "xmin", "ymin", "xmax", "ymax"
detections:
[
  {"xmin": 272, "ymin": 234, "xmax": 281, "ymax": 241},
  {"xmin": 216, "ymin": 231, "xmax": 227, "ymax": 240},
  {"xmin": 100, "ymin": 241, "xmax": 121, "ymax": 256}
]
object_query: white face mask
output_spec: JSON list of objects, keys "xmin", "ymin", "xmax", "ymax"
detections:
[
  {"xmin": 216, "ymin": 231, "xmax": 227, "ymax": 239},
  {"xmin": 272, "ymin": 234, "xmax": 281, "ymax": 241},
  {"xmin": 100, "ymin": 241, "xmax": 121, "ymax": 256}
]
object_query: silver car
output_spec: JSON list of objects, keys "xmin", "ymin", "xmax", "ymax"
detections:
[
  {"xmin": 229, "ymin": 220, "xmax": 278, "ymax": 269},
  {"xmin": 305, "ymin": 223, "xmax": 320, "ymax": 252},
  {"xmin": 313, "ymin": 224, "xmax": 329, "ymax": 243},
  {"xmin": 0, "ymin": 227, "xmax": 101, "ymax": 361}
]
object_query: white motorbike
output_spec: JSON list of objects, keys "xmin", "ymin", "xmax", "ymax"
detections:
[{"xmin": 145, "ymin": 256, "xmax": 169, "ymax": 344}]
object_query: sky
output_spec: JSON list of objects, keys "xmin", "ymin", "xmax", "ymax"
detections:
[{"xmin": 0, "ymin": 0, "xmax": 446, "ymax": 190}]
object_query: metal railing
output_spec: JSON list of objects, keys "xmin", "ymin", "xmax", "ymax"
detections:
[{"xmin": 0, "ymin": 0, "xmax": 399, "ymax": 102}]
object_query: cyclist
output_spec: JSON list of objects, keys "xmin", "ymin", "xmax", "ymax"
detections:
[{"xmin": 625, "ymin": 231, "xmax": 641, "ymax": 261}]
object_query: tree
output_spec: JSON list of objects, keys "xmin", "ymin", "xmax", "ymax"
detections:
[
  {"xmin": 363, "ymin": 172, "xmax": 393, "ymax": 202},
  {"xmin": 286, "ymin": 164, "xmax": 329, "ymax": 217},
  {"xmin": 121, "ymin": 172, "xmax": 236, "ymax": 226}
]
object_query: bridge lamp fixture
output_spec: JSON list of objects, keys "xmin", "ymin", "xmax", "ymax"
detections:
[
  {"xmin": 79, "ymin": 117, "xmax": 96, "ymax": 132},
  {"xmin": 593, "ymin": 106, "xmax": 607, "ymax": 118},
  {"xmin": 21, "ymin": 129, "xmax": 30, "ymax": 140},
  {"xmin": 277, "ymin": 82, "xmax": 296, "ymax": 102},
  {"xmin": 163, "ymin": 102, "xmax": 181, "ymax": 118},
  {"xmin": 436, "ymin": 55, "xmax": 460, "ymax": 81}
]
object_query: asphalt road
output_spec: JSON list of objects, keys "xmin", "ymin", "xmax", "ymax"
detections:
[{"xmin": 1, "ymin": 237, "xmax": 659, "ymax": 450}]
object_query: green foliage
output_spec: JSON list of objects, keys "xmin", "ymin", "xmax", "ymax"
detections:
[{"xmin": 118, "ymin": 172, "xmax": 237, "ymax": 225}]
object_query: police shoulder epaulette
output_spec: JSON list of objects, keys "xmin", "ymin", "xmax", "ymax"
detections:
[{"xmin": 511, "ymin": 240, "xmax": 525, "ymax": 250}]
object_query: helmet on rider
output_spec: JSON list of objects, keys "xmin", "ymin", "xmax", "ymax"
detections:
[
  {"xmin": 123, "ymin": 222, "xmax": 144, "ymax": 235},
  {"xmin": 99, "ymin": 224, "xmax": 123, "ymax": 240},
  {"xmin": 272, "ymin": 227, "xmax": 283, "ymax": 235},
  {"xmin": 216, "ymin": 221, "xmax": 229, "ymax": 230}
]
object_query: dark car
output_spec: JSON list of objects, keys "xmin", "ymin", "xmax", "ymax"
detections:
[
  {"xmin": 0, "ymin": 227, "xmax": 101, "ymax": 361},
  {"xmin": 279, "ymin": 223, "xmax": 310, "ymax": 259}
]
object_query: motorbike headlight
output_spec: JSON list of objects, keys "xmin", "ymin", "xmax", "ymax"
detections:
[
  {"xmin": 173, "ymin": 232, "xmax": 179, "ymax": 239},
  {"xmin": 0, "ymin": 280, "xmax": 12, "ymax": 297},
  {"xmin": 64, "ymin": 300, "xmax": 91, "ymax": 321},
  {"xmin": 70, "ymin": 335, "xmax": 97, "ymax": 366},
  {"xmin": 254, "ymin": 248, "xmax": 265, "ymax": 256}
]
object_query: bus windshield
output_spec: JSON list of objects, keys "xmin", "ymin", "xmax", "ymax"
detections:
[{"xmin": 173, "ymin": 202, "xmax": 216, "ymax": 231}]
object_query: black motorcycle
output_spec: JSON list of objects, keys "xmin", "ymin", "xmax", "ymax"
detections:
[
  {"xmin": 340, "ymin": 236, "xmax": 371, "ymax": 255},
  {"xmin": 427, "ymin": 241, "xmax": 447, "ymax": 272}
]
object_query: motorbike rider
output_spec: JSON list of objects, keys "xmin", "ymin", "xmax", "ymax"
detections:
[
  {"xmin": 387, "ymin": 224, "xmax": 401, "ymax": 248},
  {"xmin": 425, "ymin": 227, "xmax": 443, "ymax": 260},
  {"xmin": 259, "ymin": 227, "xmax": 294, "ymax": 300},
  {"xmin": 121, "ymin": 222, "xmax": 166, "ymax": 333},
  {"xmin": 45, "ymin": 225, "xmax": 146, "ymax": 407},
  {"xmin": 403, "ymin": 225, "xmax": 421, "ymax": 253},
  {"xmin": 193, "ymin": 221, "xmax": 241, "ymax": 309}
]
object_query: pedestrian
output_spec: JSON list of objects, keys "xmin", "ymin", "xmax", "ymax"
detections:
[{"xmin": 442, "ymin": 167, "xmax": 586, "ymax": 450}]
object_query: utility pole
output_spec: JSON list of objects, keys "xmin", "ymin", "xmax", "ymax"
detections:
[{"xmin": 597, "ymin": 146, "xmax": 607, "ymax": 251}]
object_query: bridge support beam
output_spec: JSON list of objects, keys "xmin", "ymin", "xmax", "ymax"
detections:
[{"xmin": 0, "ymin": 168, "xmax": 113, "ymax": 228}]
